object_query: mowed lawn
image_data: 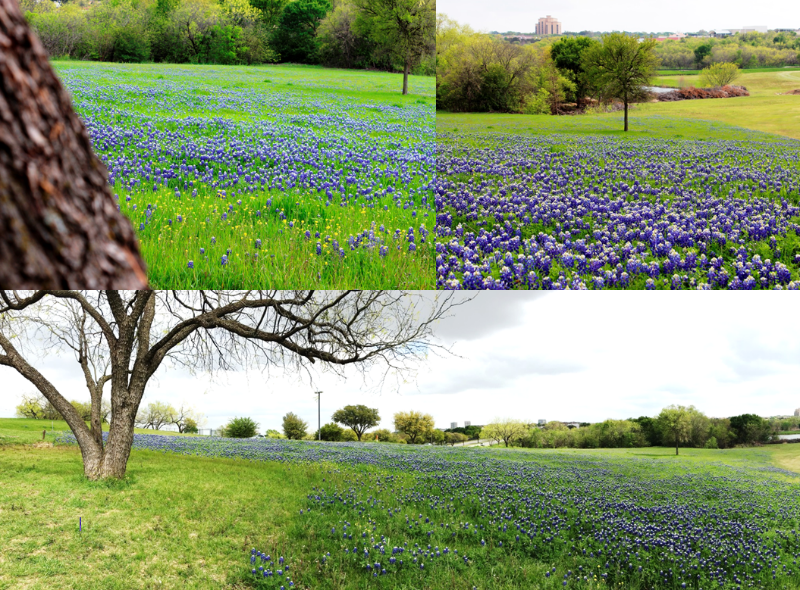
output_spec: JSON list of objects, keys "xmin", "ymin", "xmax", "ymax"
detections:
[
  {"xmin": 1, "ymin": 417, "xmax": 799, "ymax": 590},
  {"xmin": 437, "ymin": 69, "xmax": 800, "ymax": 141}
]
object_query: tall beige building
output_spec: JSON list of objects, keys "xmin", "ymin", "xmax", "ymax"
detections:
[{"xmin": 536, "ymin": 15, "xmax": 562, "ymax": 35}]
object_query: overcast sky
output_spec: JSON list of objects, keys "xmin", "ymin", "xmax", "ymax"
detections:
[
  {"xmin": 2, "ymin": 293, "xmax": 798, "ymax": 431},
  {"xmin": 438, "ymin": 0, "xmax": 797, "ymax": 34}
]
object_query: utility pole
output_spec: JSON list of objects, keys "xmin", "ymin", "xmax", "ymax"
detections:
[{"xmin": 315, "ymin": 391, "xmax": 322, "ymax": 440}]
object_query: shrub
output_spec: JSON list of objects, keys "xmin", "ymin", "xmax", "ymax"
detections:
[
  {"xmin": 113, "ymin": 26, "xmax": 150, "ymax": 62},
  {"xmin": 225, "ymin": 416, "xmax": 259, "ymax": 438},
  {"xmin": 340, "ymin": 429, "xmax": 358, "ymax": 442},
  {"xmin": 704, "ymin": 436, "xmax": 719, "ymax": 449},
  {"xmin": 371, "ymin": 428, "xmax": 393, "ymax": 442},
  {"xmin": 183, "ymin": 418, "xmax": 198, "ymax": 434},
  {"xmin": 316, "ymin": 422, "xmax": 344, "ymax": 441}
]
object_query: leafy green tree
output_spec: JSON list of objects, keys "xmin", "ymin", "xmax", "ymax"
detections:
[
  {"xmin": 249, "ymin": 0, "xmax": 288, "ymax": 29},
  {"xmin": 393, "ymin": 410, "xmax": 434, "ymax": 444},
  {"xmin": 265, "ymin": 428, "xmax": 284, "ymax": 438},
  {"xmin": 271, "ymin": 0, "xmax": 329, "ymax": 63},
  {"xmin": 582, "ymin": 33, "xmax": 658, "ymax": 132},
  {"xmin": 549, "ymin": 36, "xmax": 600, "ymax": 104},
  {"xmin": 353, "ymin": 0, "xmax": 435, "ymax": 94},
  {"xmin": 699, "ymin": 62, "xmax": 741, "ymax": 87},
  {"xmin": 656, "ymin": 405, "xmax": 694, "ymax": 455},
  {"xmin": 693, "ymin": 41, "xmax": 713, "ymax": 67},
  {"xmin": 225, "ymin": 416, "xmax": 259, "ymax": 437},
  {"xmin": 183, "ymin": 418, "xmax": 199, "ymax": 433},
  {"xmin": 729, "ymin": 414, "xmax": 772, "ymax": 445},
  {"xmin": 331, "ymin": 404, "xmax": 380, "ymax": 441},
  {"xmin": 282, "ymin": 412, "xmax": 308, "ymax": 440}
]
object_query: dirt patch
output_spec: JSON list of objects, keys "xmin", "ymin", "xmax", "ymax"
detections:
[
  {"xmin": 655, "ymin": 85, "xmax": 749, "ymax": 102},
  {"xmin": 778, "ymin": 89, "xmax": 800, "ymax": 95},
  {"xmin": 32, "ymin": 441, "xmax": 53, "ymax": 448}
]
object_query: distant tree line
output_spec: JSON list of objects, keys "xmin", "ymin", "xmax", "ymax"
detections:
[
  {"xmin": 480, "ymin": 407, "xmax": 780, "ymax": 451},
  {"xmin": 20, "ymin": 0, "xmax": 435, "ymax": 83},
  {"xmin": 653, "ymin": 33, "xmax": 800, "ymax": 70}
]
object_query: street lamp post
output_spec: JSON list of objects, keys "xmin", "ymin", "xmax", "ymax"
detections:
[{"xmin": 315, "ymin": 391, "xmax": 322, "ymax": 440}]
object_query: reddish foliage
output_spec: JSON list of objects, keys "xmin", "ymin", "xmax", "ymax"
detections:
[{"xmin": 656, "ymin": 85, "xmax": 749, "ymax": 102}]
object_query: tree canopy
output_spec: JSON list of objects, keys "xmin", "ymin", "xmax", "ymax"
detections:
[
  {"xmin": 582, "ymin": 33, "xmax": 658, "ymax": 131},
  {"xmin": 331, "ymin": 404, "xmax": 380, "ymax": 441},
  {"xmin": 393, "ymin": 410, "xmax": 435, "ymax": 444}
]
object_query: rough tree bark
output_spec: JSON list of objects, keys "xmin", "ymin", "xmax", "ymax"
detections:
[{"xmin": 0, "ymin": 0, "xmax": 147, "ymax": 287}]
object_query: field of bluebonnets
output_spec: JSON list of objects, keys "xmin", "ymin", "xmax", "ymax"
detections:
[
  {"xmin": 54, "ymin": 62, "xmax": 435, "ymax": 288},
  {"xmin": 56, "ymin": 432, "xmax": 800, "ymax": 589},
  {"xmin": 435, "ymin": 131, "xmax": 800, "ymax": 290}
]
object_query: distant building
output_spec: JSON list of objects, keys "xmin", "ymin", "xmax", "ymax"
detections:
[
  {"xmin": 795, "ymin": 407, "xmax": 800, "ymax": 417},
  {"xmin": 451, "ymin": 422, "xmax": 458, "ymax": 429},
  {"xmin": 538, "ymin": 419, "xmax": 546, "ymax": 426},
  {"xmin": 535, "ymin": 15, "xmax": 562, "ymax": 36},
  {"xmin": 565, "ymin": 422, "xmax": 581, "ymax": 429},
  {"xmin": 464, "ymin": 421, "xmax": 471, "ymax": 427}
]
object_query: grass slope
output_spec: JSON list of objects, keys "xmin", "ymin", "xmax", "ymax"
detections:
[{"xmin": 1, "ymin": 418, "xmax": 799, "ymax": 589}]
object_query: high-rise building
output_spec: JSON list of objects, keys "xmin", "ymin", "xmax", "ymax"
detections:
[
  {"xmin": 451, "ymin": 422, "xmax": 458, "ymax": 429},
  {"xmin": 536, "ymin": 15, "xmax": 562, "ymax": 36},
  {"xmin": 464, "ymin": 421, "xmax": 471, "ymax": 427}
]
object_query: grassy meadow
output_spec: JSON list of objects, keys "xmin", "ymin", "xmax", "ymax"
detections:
[
  {"xmin": 53, "ymin": 62, "xmax": 435, "ymax": 289},
  {"xmin": 437, "ymin": 69, "xmax": 800, "ymax": 140},
  {"xmin": 2, "ymin": 417, "xmax": 800, "ymax": 590}
]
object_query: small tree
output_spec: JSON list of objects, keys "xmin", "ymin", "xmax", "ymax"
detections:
[
  {"xmin": 225, "ymin": 416, "xmax": 259, "ymax": 438},
  {"xmin": 265, "ymin": 429, "xmax": 284, "ymax": 439},
  {"xmin": 445, "ymin": 431, "xmax": 468, "ymax": 446},
  {"xmin": 168, "ymin": 403, "xmax": 206, "ymax": 433},
  {"xmin": 15, "ymin": 393, "xmax": 46, "ymax": 419},
  {"xmin": 482, "ymin": 419, "xmax": 527, "ymax": 447},
  {"xmin": 582, "ymin": 33, "xmax": 658, "ymax": 131},
  {"xmin": 331, "ymin": 404, "xmax": 380, "ymax": 441},
  {"xmin": 183, "ymin": 418, "xmax": 199, "ymax": 434},
  {"xmin": 657, "ymin": 405, "xmax": 693, "ymax": 455},
  {"xmin": 283, "ymin": 412, "xmax": 308, "ymax": 440},
  {"xmin": 70, "ymin": 400, "xmax": 93, "ymax": 421},
  {"xmin": 699, "ymin": 62, "xmax": 741, "ymax": 87},
  {"xmin": 393, "ymin": 410, "xmax": 435, "ymax": 444},
  {"xmin": 136, "ymin": 401, "xmax": 175, "ymax": 431}
]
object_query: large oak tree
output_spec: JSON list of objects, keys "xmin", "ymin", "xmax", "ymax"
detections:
[{"xmin": 0, "ymin": 290, "xmax": 458, "ymax": 479}]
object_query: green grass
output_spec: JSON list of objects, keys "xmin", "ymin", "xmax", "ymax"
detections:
[
  {"xmin": 51, "ymin": 61, "xmax": 435, "ymax": 288},
  {"xmin": 435, "ymin": 111, "xmax": 780, "ymax": 141},
  {"xmin": 1, "ymin": 417, "xmax": 799, "ymax": 589},
  {"xmin": 657, "ymin": 66, "xmax": 800, "ymax": 76}
]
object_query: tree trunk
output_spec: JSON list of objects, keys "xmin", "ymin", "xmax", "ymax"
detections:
[
  {"xmin": 0, "ymin": 0, "xmax": 148, "ymax": 288},
  {"xmin": 402, "ymin": 60, "xmax": 410, "ymax": 95},
  {"xmin": 624, "ymin": 99, "xmax": 629, "ymax": 132},
  {"xmin": 675, "ymin": 435, "xmax": 679, "ymax": 456}
]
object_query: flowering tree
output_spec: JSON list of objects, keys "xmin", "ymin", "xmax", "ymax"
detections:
[{"xmin": 0, "ymin": 290, "xmax": 457, "ymax": 479}]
